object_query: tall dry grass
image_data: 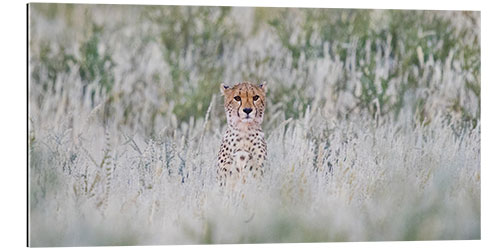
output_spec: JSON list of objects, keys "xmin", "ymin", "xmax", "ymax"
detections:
[{"xmin": 28, "ymin": 4, "xmax": 480, "ymax": 246}]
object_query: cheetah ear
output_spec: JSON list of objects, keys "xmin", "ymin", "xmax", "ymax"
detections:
[
  {"xmin": 220, "ymin": 83, "xmax": 230, "ymax": 94},
  {"xmin": 259, "ymin": 81, "xmax": 267, "ymax": 93}
]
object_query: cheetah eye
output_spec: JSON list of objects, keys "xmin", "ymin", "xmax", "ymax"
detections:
[
  {"xmin": 234, "ymin": 96, "xmax": 241, "ymax": 102},
  {"xmin": 253, "ymin": 95, "xmax": 260, "ymax": 101}
]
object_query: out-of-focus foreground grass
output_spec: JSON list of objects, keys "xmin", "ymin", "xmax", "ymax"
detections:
[{"xmin": 28, "ymin": 4, "xmax": 480, "ymax": 246}]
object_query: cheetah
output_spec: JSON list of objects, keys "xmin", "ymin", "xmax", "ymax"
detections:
[{"xmin": 217, "ymin": 81, "xmax": 268, "ymax": 187}]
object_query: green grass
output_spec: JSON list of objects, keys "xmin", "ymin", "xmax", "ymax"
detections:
[{"xmin": 30, "ymin": 4, "xmax": 480, "ymax": 129}]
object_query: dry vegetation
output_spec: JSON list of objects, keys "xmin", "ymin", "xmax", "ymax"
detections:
[{"xmin": 28, "ymin": 4, "xmax": 480, "ymax": 246}]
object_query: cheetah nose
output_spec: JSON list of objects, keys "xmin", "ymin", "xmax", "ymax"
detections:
[{"xmin": 243, "ymin": 108, "xmax": 253, "ymax": 114}]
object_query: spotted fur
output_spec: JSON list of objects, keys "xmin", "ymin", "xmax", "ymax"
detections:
[{"xmin": 217, "ymin": 81, "xmax": 268, "ymax": 187}]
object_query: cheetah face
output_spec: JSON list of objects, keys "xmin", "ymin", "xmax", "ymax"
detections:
[{"xmin": 220, "ymin": 82, "xmax": 267, "ymax": 128}]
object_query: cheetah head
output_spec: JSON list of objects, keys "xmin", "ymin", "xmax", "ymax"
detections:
[{"xmin": 220, "ymin": 81, "xmax": 267, "ymax": 129}]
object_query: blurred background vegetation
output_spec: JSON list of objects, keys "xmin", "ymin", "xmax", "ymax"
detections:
[{"xmin": 29, "ymin": 4, "xmax": 480, "ymax": 136}]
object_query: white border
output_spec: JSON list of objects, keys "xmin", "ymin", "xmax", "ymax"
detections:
[
  {"xmin": 18, "ymin": 0, "xmax": 483, "ymax": 10},
  {"xmin": 1, "ymin": 0, "xmax": 498, "ymax": 250}
]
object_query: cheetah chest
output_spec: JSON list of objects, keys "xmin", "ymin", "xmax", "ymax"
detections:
[{"xmin": 217, "ymin": 129, "xmax": 267, "ymax": 184}]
